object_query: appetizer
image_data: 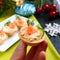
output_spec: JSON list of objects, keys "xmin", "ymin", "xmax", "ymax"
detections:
[
  {"xmin": 0, "ymin": 30, "xmax": 8, "ymax": 44},
  {"xmin": 3, "ymin": 21, "xmax": 18, "ymax": 36},
  {"xmin": 19, "ymin": 25, "xmax": 45, "ymax": 46},
  {"xmin": 14, "ymin": 16, "xmax": 27, "ymax": 28}
]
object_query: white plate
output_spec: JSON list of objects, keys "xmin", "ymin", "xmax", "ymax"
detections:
[
  {"xmin": 0, "ymin": 14, "xmax": 39, "ymax": 52},
  {"xmin": 0, "ymin": 14, "xmax": 19, "ymax": 52}
]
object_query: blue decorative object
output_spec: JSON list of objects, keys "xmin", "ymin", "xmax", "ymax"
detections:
[{"xmin": 15, "ymin": 3, "xmax": 36, "ymax": 16}]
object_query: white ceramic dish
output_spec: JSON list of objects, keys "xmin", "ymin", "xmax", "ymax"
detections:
[
  {"xmin": 0, "ymin": 14, "xmax": 38, "ymax": 52},
  {"xmin": 0, "ymin": 14, "xmax": 20, "ymax": 52}
]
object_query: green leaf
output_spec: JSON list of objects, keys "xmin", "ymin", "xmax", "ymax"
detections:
[
  {"xmin": 34, "ymin": 0, "xmax": 51, "ymax": 7},
  {"xmin": 4, "ymin": 21, "xmax": 11, "ymax": 26},
  {"xmin": 27, "ymin": 20, "xmax": 34, "ymax": 26},
  {"xmin": 16, "ymin": 16, "xmax": 21, "ymax": 20},
  {"xmin": 31, "ymin": 21, "xmax": 34, "ymax": 26}
]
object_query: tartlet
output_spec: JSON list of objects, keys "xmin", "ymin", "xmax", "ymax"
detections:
[
  {"xmin": 19, "ymin": 25, "xmax": 45, "ymax": 46},
  {"xmin": 14, "ymin": 16, "xmax": 27, "ymax": 28},
  {"xmin": 3, "ymin": 21, "xmax": 18, "ymax": 36},
  {"xmin": 0, "ymin": 30, "xmax": 8, "ymax": 44}
]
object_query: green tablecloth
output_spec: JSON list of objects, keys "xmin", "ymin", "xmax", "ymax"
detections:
[{"xmin": 0, "ymin": 9, "xmax": 60, "ymax": 60}]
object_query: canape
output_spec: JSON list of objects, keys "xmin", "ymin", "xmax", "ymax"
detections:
[
  {"xmin": 0, "ymin": 30, "xmax": 8, "ymax": 44},
  {"xmin": 19, "ymin": 25, "xmax": 45, "ymax": 46},
  {"xmin": 14, "ymin": 16, "xmax": 27, "ymax": 28},
  {"xmin": 3, "ymin": 21, "xmax": 18, "ymax": 36}
]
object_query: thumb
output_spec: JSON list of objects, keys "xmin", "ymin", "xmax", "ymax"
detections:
[
  {"xmin": 10, "ymin": 41, "xmax": 27, "ymax": 60},
  {"xmin": 38, "ymin": 51, "xmax": 46, "ymax": 60}
]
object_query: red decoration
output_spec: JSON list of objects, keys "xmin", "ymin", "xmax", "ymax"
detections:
[
  {"xmin": 42, "ymin": 4, "xmax": 50, "ymax": 12},
  {"xmin": 49, "ymin": 10, "xmax": 58, "ymax": 18},
  {"xmin": 0, "ymin": 0, "xmax": 4, "ymax": 6},
  {"xmin": 0, "ymin": 2, "xmax": 4, "ymax": 6},
  {"xmin": 50, "ymin": 4, "xmax": 56, "ymax": 11},
  {"xmin": 35, "ymin": 3, "xmax": 59, "ymax": 18},
  {"xmin": 36, "ymin": 8, "xmax": 42, "ymax": 14}
]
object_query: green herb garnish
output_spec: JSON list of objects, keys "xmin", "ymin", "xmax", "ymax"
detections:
[
  {"xmin": 4, "ymin": 21, "xmax": 11, "ymax": 26},
  {"xmin": 27, "ymin": 20, "xmax": 34, "ymax": 26},
  {"xmin": 16, "ymin": 16, "xmax": 21, "ymax": 20}
]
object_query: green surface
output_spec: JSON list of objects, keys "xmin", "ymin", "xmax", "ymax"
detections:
[{"xmin": 0, "ymin": 9, "xmax": 60, "ymax": 60}]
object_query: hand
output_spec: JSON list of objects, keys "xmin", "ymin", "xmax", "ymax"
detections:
[{"xmin": 10, "ymin": 40, "xmax": 48, "ymax": 60}]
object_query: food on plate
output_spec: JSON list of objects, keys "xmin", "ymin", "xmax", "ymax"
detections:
[
  {"xmin": 3, "ymin": 21, "xmax": 18, "ymax": 36},
  {"xmin": 19, "ymin": 25, "xmax": 45, "ymax": 46},
  {"xmin": 0, "ymin": 30, "xmax": 8, "ymax": 44},
  {"xmin": 14, "ymin": 16, "xmax": 27, "ymax": 28}
]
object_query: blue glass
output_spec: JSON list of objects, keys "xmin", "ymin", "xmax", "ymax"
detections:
[{"xmin": 15, "ymin": 3, "xmax": 36, "ymax": 16}]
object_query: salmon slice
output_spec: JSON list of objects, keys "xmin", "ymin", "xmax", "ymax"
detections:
[
  {"xmin": 26, "ymin": 25, "xmax": 37, "ymax": 35},
  {"xmin": 16, "ymin": 20, "xmax": 25, "ymax": 27},
  {"xmin": 9, "ymin": 23, "xmax": 16, "ymax": 29},
  {"xmin": 0, "ymin": 30, "xmax": 4, "ymax": 35}
]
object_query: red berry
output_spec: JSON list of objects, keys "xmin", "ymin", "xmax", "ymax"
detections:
[
  {"xmin": 49, "ymin": 10, "xmax": 58, "ymax": 18},
  {"xmin": 42, "ymin": 4, "xmax": 50, "ymax": 12},
  {"xmin": 36, "ymin": 8, "xmax": 42, "ymax": 14},
  {"xmin": 50, "ymin": 4, "xmax": 56, "ymax": 11},
  {"xmin": 0, "ymin": 2, "xmax": 4, "ymax": 6}
]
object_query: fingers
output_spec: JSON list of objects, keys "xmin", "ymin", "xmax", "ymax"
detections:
[
  {"xmin": 25, "ymin": 40, "xmax": 48, "ymax": 60},
  {"xmin": 37, "ymin": 40, "xmax": 48, "ymax": 51},
  {"xmin": 25, "ymin": 46, "xmax": 38, "ymax": 60},
  {"xmin": 38, "ymin": 51, "xmax": 46, "ymax": 60},
  {"xmin": 32, "ymin": 40, "xmax": 48, "ymax": 60},
  {"xmin": 10, "ymin": 41, "xmax": 27, "ymax": 60}
]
